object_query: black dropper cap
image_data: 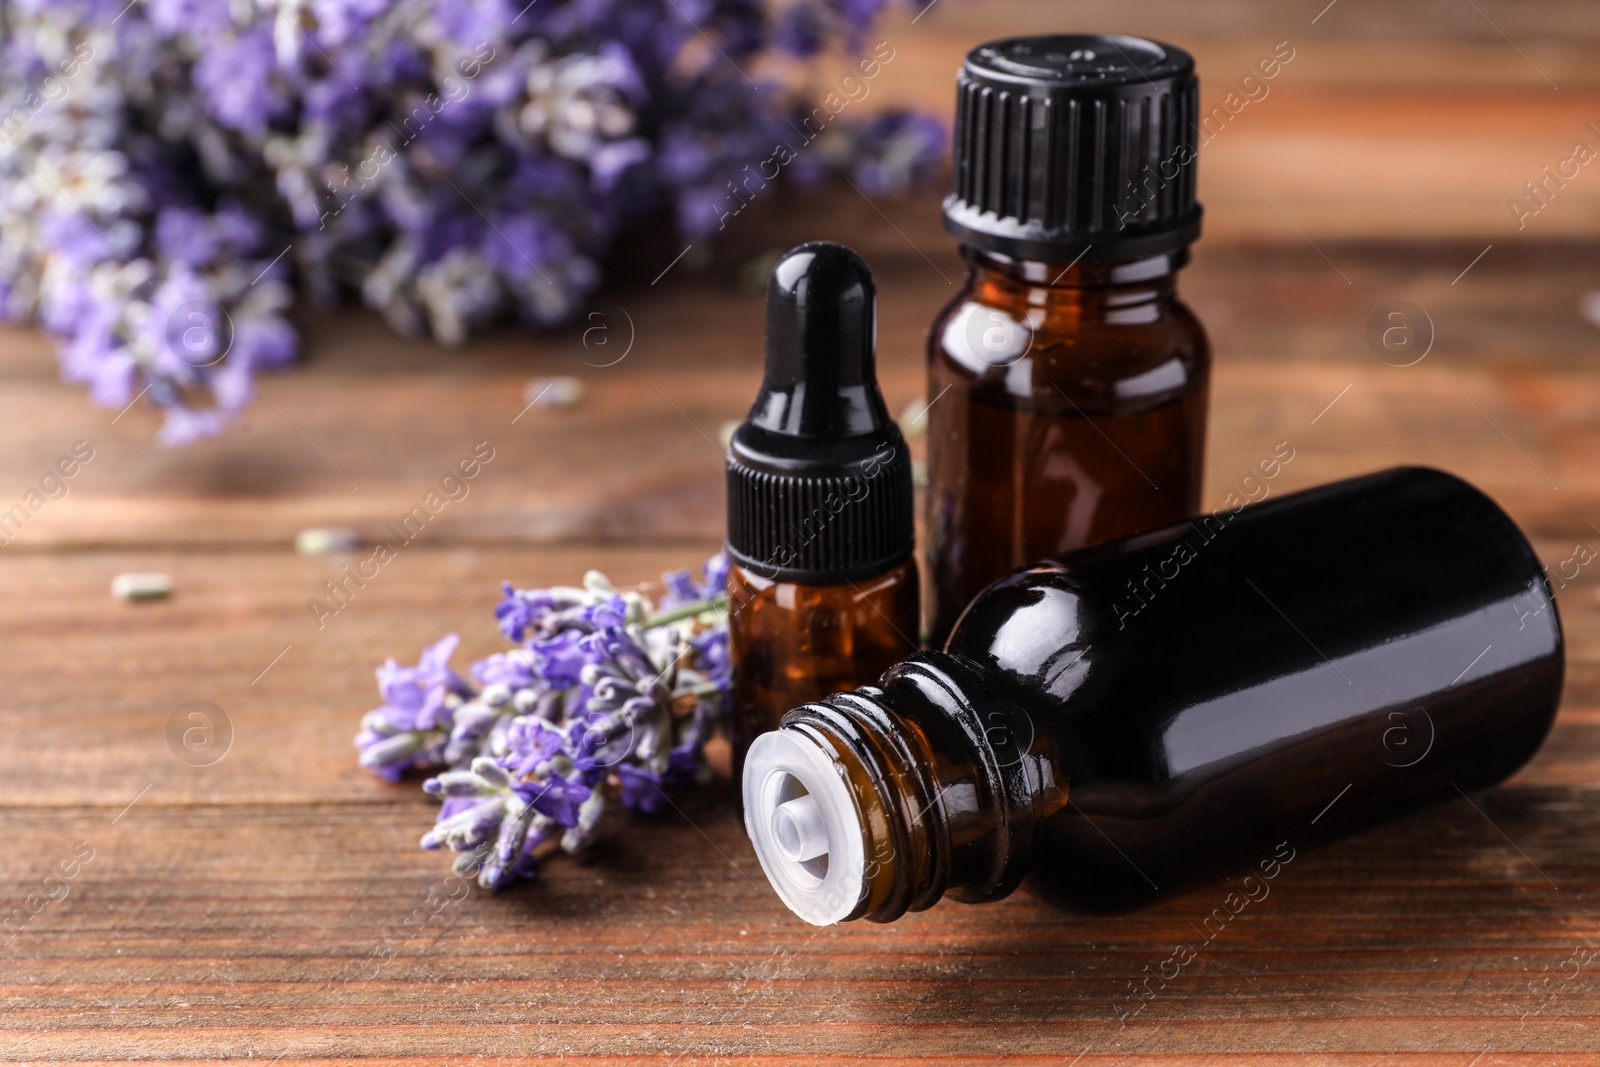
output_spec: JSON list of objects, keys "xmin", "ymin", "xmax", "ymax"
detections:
[
  {"xmin": 944, "ymin": 34, "xmax": 1203, "ymax": 264},
  {"xmin": 726, "ymin": 242, "xmax": 914, "ymax": 583}
]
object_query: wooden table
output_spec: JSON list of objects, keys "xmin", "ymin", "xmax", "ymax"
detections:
[{"xmin": 5, "ymin": 2, "xmax": 1600, "ymax": 1061}]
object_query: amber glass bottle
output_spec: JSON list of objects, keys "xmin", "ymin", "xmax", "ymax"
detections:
[
  {"xmin": 727, "ymin": 560, "xmax": 917, "ymax": 765},
  {"xmin": 743, "ymin": 468, "xmax": 1565, "ymax": 925},
  {"xmin": 726, "ymin": 242, "xmax": 918, "ymax": 769},
  {"xmin": 927, "ymin": 35, "xmax": 1210, "ymax": 644}
]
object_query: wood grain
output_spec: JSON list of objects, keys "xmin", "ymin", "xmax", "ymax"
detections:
[
  {"xmin": 5, "ymin": 295, "xmax": 1600, "ymax": 1061},
  {"xmin": 2, "ymin": 230, "xmax": 1597, "ymax": 552}
]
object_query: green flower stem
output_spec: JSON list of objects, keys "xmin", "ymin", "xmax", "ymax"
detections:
[{"xmin": 643, "ymin": 595, "xmax": 727, "ymax": 629}]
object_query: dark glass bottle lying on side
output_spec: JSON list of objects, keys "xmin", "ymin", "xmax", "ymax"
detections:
[{"xmin": 742, "ymin": 468, "xmax": 1564, "ymax": 925}]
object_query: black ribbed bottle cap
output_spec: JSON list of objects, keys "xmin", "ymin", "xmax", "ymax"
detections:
[
  {"xmin": 726, "ymin": 242, "xmax": 914, "ymax": 584},
  {"xmin": 944, "ymin": 34, "xmax": 1202, "ymax": 264}
]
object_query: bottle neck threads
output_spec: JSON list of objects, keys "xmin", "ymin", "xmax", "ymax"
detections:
[{"xmin": 742, "ymin": 655, "xmax": 1045, "ymax": 925}]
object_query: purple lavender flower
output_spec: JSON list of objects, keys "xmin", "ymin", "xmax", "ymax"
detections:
[
  {"xmin": 532, "ymin": 630, "xmax": 588, "ymax": 689},
  {"xmin": 493, "ymin": 582, "xmax": 547, "ymax": 643},
  {"xmin": 192, "ymin": 29, "xmax": 287, "ymax": 136},
  {"xmin": 364, "ymin": 554, "xmax": 730, "ymax": 889},
  {"xmin": 691, "ymin": 625, "xmax": 731, "ymax": 689},
  {"xmin": 660, "ymin": 552, "xmax": 729, "ymax": 610},
  {"xmin": 847, "ymin": 110, "xmax": 950, "ymax": 196},
  {"xmin": 471, "ymin": 649, "xmax": 541, "ymax": 689},
  {"xmin": 515, "ymin": 774, "xmax": 592, "ymax": 826},
  {"xmin": 376, "ymin": 633, "xmax": 470, "ymax": 732},
  {"xmin": 0, "ymin": 0, "xmax": 943, "ymax": 443},
  {"xmin": 504, "ymin": 716, "xmax": 565, "ymax": 776},
  {"xmin": 614, "ymin": 762, "xmax": 668, "ymax": 813},
  {"xmin": 773, "ymin": 4, "xmax": 826, "ymax": 56},
  {"xmin": 355, "ymin": 634, "xmax": 472, "ymax": 780},
  {"xmin": 587, "ymin": 593, "xmax": 629, "ymax": 627},
  {"xmin": 494, "ymin": 581, "xmax": 594, "ymax": 642},
  {"xmin": 154, "ymin": 208, "xmax": 218, "ymax": 266}
]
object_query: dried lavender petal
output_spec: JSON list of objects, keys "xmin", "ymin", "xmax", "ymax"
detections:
[{"xmin": 111, "ymin": 572, "xmax": 174, "ymax": 601}]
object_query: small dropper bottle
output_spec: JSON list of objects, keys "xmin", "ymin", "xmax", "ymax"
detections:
[{"xmin": 725, "ymin": 242, "xmax": 918, "ymax": 773}]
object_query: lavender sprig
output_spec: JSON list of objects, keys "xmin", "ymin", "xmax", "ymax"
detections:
[
  {"xmin": 356, "ymin": 553, "xmax": 730, "ymax": 889},
  {"xmin": 0, "ymin": 2, "xmax": 946, "ymax": 444}
]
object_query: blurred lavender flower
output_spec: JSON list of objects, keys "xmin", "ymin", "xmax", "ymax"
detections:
[
  {"xmin": 359, "ymin": 552, "xmax": 730, "ymax": 889},
  {"xmin": 0, "ymin": 0, "xmax": 945, "ymax": 445},
  {"xmin": 659, "ymin": 553, "xmax": 731, "ymax": 689},
  {"xmin": 814, "ymin": 110, "xmax": 948, "ymax": 197},
  {"xmin": 355, "ymin": 633, "xmax": 474, "ymax": 780},
  {"xmin": 660, "ymin": 552, "xmax": 729, "ymax": 610}
]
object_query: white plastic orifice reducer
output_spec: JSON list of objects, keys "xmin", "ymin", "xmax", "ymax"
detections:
[{"xmin": 742, "ymin": 728, "xmax": 868, "ymax": 926}]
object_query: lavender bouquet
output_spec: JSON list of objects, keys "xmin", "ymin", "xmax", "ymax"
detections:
[
  {"xmin": 0, "ymin": 0, "xmax": 944, "ymax": 444},
  {"xmin": 356, "ymin": 554, "xmax": 730, "ymax": 889}
]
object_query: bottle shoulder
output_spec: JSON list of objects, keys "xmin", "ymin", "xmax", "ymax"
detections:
[
  {"xmin": 946, "ymin": 561, "xmax": 1112, "ymax": 704},
  {"xmin": 928, "ymin": 278, "xmax": 1210, "ymax": 411}
]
